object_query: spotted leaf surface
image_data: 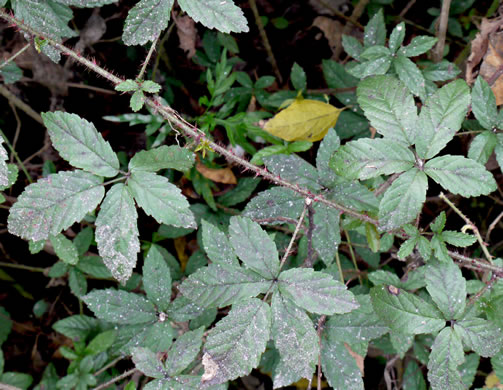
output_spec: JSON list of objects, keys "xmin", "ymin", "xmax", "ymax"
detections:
[
  {"xmin": 454, "ymin": 318, "xmax": 503, "ymax": 357},
  {"xmin": 271, "ymin": 293, "xmax": 318, "ymax": 388},
  {"xmin": 122, "ymin": 0, "xmax": 174, "ymax": 46},
  {"xmin": 264, "ymin": 154, "xmax": 321, "ymax": 191},
  {"xmin": 95, "ymin": 183, "xmax": 140, "ymax": 283},
  {"xmin": 129, "ymin": 145, "xmax": 195, "ymax": 173},
  {"xmin": 201, "ymin": 219, "xmax": 239, "ymax": 267},
  {"xmin": 202, "ymin": 299, "xmax": 271, "ymax": 386},
  {"xmin": 312, "ymin": 203, "xmax": 340, "ymax": 264},
  {"xmin": 127, "ymin": 171, "xmax": 196, "ymax": 228},
  {"xmin": 229, "ymin": 216, "xmax": 279, "ymax": 279},
  {"xmin": 83, "ymin": 288, "xmax": 157, "ymax": 324},
  {"xmin": 0, "ymin": 136, "xmax": 9, "ymax": 188},
  {"xmin": 321, "ymin": 336, "xmax": 364, "ymax": 390},
  {"xmin": 8, "ymin": 170, "xmax": 104, "ymax": 241},
  {"xmin": 131, "ymin": 347, "xmax": 166, "ymax": 379},
  {"xmin": 43, "ymin": 112, "xmax": 119, "ymax": 177},
  {"xmin": 142, "ymin": 245, "xmax": 171, "ymax": 312},
  {"xmin": 53, "ymin": 0, "xmax": 118, "ymax": 7},
  {"xmin": 165, "ymin": 327, "xmax": 204, "ymax": 376},
  {"xmin": 243, "ymin": 187, "xmax": 305, "ymax": 223},
  {"xmin": 178, "ymin": 0, "xmax": 248, "ymax": 34},
  {"xmin": 278, "ymin": 268, "xmax": 358, "ymax": 315},
  {"xmin": 179, "ymin": 263, "xmax": 270, "ymax": 308}
]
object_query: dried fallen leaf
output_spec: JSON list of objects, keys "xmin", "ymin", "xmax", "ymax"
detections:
[
  {"xmin": 313, "ymin": 16, "xmax": 343, "ymax": 56},
  {"xmin": 175, "ymin": 15, "xmax": 197, "ymax": 59},
  {"xmin": 480, "ymin": 29, "xmax": 503, "ymax": 105},
  {"xmin": 264, "ymin": 98, "xmax": 343, "ymax": 142},
  {"xmin": 196, "ymin": 162, "xmax": 237, "ymax": 184}
]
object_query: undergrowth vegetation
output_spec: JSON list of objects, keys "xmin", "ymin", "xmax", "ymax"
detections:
[{"xmin": 1, "ymin": 0, "xmax": 503, "ymax": 389}]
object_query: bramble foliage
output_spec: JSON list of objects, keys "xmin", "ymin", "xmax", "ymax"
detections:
[{"xmin": 1, "ymin": 1, "xmax": 503, "ymax": 390}]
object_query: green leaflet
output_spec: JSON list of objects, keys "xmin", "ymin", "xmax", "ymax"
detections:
[
  {"xmin": 42, "ymin": 111, "xmax": 119, "ymax": 177},
  {"xmin": 52, "ymin": 315, "xmax": 100, "ymax": 341},
  {"xmin": 95, "ymin": 183, "xmax": 140, "ymax": 283},
  {"xmin": 271, "ymin": 292, "xmax": 318, "ymax": 387},
  {"xmin": 0, "ymin": 63, "xmax": 22, "ymax": 84},
  {"xmin": 341, "ymin": 35, "xmax": 363, "ymax": 60},
  {"xmin": 388, "ymin": 23, "xmax": 405, "ymax": 53},
  {"xmin": 399, "ymin": 36, "xmax": 438, "ymax": 57},
  {"xmin": 216, "ymin": 177, "xmax": 260, "ymax": 207},
  {"xmin": 392, "ymin": 54, "xmax": 426, "ymax": 99},
  {"xmin": 164, "ymin": 327, "xmax": 204, "ymax": 376},
  {"xmin": 127, "ymin": 171, "xmax": 196, "ymax": 228},
  {"xmin": 378, "ymin": 168, "xmax": 428, "ymax": 231},
  {"xmin": 312, "ymin": 202, "xmax": 340, "ymax": 264},
  {"xmin": 53, "ymin": 0, "xmax": 118, "ymax": 6},
  {"xmin": 122, "ymin": 0, "xmax": 174, "ymax": 46},
  {"xmin": 202, "ymin": 299, "xmax": 271, "ymax": 386},
  {"xmin": 243, "ymin": 187, "xmax": 305, "ymax": 223},
  {"xmin": 468, "ymin": 131, "xmax": 498, "ymax": 165},
  {"xmin": 370, "ymin": 285, "xmax": 445, "ymax": 335},
  {"xmin": 422, "ymin": 60, "xmax": 460, "ymax": 82},
  {"xmin": 178, "ymin": 0, "xmax": 248, "ymax": 34},
  {"xmin": 83, "ymin": 288, "xmax": 157, "ymax": 324},
  {"xmin": 316, "ymin": 128, "xmax": 340, "ymax": 187},
  {"xmin": 364, "ymin": 9, "xmax": 386, "ymax": 47},
  {"xmin": 178, "ymin": 263, "xmax": 270, "ymax": 308},
  {"xmin": 264, "ymin": 154, "xmax": 321, "ymax": 191},
  {"xmin": 330, "ymin": 138, "xmax": 415, "ymax": 180},
  {"xmin": 143, "ymin": 245, "xmax": 172, "ymax": 312},
  {"xmin": 201, "ymin": 219, "xmax": 239, "ymax": 267},
  {"xmin": 8, "ymin": 170, "xmax": 105, "ymax": 242},
  {"xmin": 324, "ymin": 295, "xmax": 389, "ymax": 345},
  {"xmin": 49, "ymin": 234, "xmax": 78, "ymax": 265},
  {"xmin": 471, "ymin": 76, "xmax": 498, "ymax": 130},
  {"xmin": 321, "ymin": 336, "xmax": 364, "ymax": 390},
  {"xmin": 132, "ymin": 347, "xmax": 166, "ymax": 379},
  {"xmin": 357, "ymin": 75, "xmax": 417, "ymax": 145},
  {"xmin": 291, "ymin": 62, "xmax": 307, "ymax": 91},
  {"xmin": 68, "ymin": 268, "xmax": 87, "ymax": 297},
  {"xmin": 278, "ymin": 268, "xmax": 358, "ymax": 315},
  {"xmin": 415, "ymin": 79, "xmax": 470, "ymax": 159},
  {"xmin": 424, "ymin": 155, "xmax": 497, "ymax": 197},
  {"xmin": 229, "ymin": 216, "xmax": 279, "ymax": 279},
  {"xmin": 454, "ymin": 318, "xmax": 503, "ymax": 357},
  {"xmin": 425, "ymin": 261, "xmax": 466, "ymax": 320},
  {"xmin": 427, "ymin": 327, "xmax": 465, "ymax": 390},
  {"xmin": 129, "ymin": 145, "xmax": 195, "ymax": 173},
  {"xmin": 402, "ymin": 360, "xmax": 427, "ymax": 390}
]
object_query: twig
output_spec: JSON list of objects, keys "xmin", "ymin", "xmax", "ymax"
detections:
[
  {"xmin": 432, "ymin": 0, "xmax": 452, "ymax": 62},
  {"xmin": 279, "ymin": 199, "xmax": 310, "ymax": 271},
  {"xmin": 0, "ymin": 43, "xmax": 30, "ymax": 70},
  {"xmin": 384, "ymin": 355, "xmax": 399, "ymax": 390},
  {"xmin": 0, "ymin": 261, "xmax": 46, "ymax": 273},
  {"xmin": 92, "ymin": 368, "xmax": 137, "ymax": 390},
  {"xmin": 248, "ymin": 0, "xmax": 282, "ymax": 84},
  {"xmin": 67, "ymin": 82, "xmax": 115, "ymax": 95},
  {"xmin": 399, "ymin": 0, "xmax": 416, "ymax": 18},
  {"xmin": 0, "ymin": 84, "xmax": 43, "ymax": 124},
  {"xmin": 439, "ymin": 193, "xmax": 493, "ymax": 264},
  {"xmin": 138, "ymin": 35, "xmax": 159, "ymax": 81},
  {"xmin": 316, "ymin": 315, "xmax": 327, "ymax": 390},
  {"xmin": 343, "ymin": 229, "xmax": 362, "ymax": 284},
  {"xmin": 486, "ymin": 211, "xmax": 503, "ymax": 242},
  {"xmin": 468, "ymin": 273, "xmax": 498, "ymax": 305},
  {"xmin": 374, "ymin": 173, "xmax": 400, "ymax": 197},
  {"xmin": 94, "ymin": 356, "xmax": 124, "ymax": 376},
  {"xmin": 304, "ymin": 202, "xmax": 315, "ymax": 267},
  {"xmin": 335, "ymin": 251, "xmax": 344, "ymax": 283}
]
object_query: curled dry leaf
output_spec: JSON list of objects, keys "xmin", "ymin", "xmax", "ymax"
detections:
[
  {"xmin": 196, "ymin": 162, "xmax": 237, "ymax": 184},
  {"xmin": 175, "ymin": 15, "xmax": 197, "ymax": 59},
  {"xmin": 480, "ymin": 29, "xmax": 503, "ymax": 105},
  {"xmin": 312, "ymin": 16, "xmax": 343, "ymax": 57}
]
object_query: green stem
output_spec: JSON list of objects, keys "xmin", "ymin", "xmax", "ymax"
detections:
[
  {"xmin": 0, "ymin": 261, "xmax": 46, "ymax": 273},
  {"xmin": 0, "ymin": 129, "xmax": 32, "ymax": 183},
  {"xmin": 335, "ymin": 251, "xmax": 345, "ymax": 284},
  {"xmin": 344, "ymin": 230, "xmax": 362, "ymax": 285},
  {"xmin": 0, "ymin": 43, "xmax": 30, "ymax": 70},
  {"xmin": 137, "ymin": 35, "xmax": 159, "ymax": 81}
]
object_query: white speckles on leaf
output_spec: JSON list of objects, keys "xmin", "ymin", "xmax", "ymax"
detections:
[
  {"xmin": 0, "ymin": 136, "xmax": 9, "ymax": 188},
  {"xmin": 8, "ymin": 170, "xmax": 104, "ymax": 242},
  {"xmin": 96, "ymin": 183, "xmax": 140, "ymax": 284},
  {"xmin": 142, "ymin": 245, "xmax": 171, "ymax": 312}
]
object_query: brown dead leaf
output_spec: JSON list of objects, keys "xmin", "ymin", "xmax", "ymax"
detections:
[
  {"xmin": 196, "ymin": 163, "xmax": 237, "ymax": 184},
  {"xmin": 313, "ymin": 16, "xmax": 343, "ymax": 57},
  {"xmin": 345, "ymin": 343, "xmax": 365, "ymax": 376},
  {"xmin": 480, "ymin": 28, "xmax": 503, "ymax": 105},
  {"xmin": 174, "ymin": 236, "xmax": 189, "ymax": 272},
  {"xmin": 176, "ymin": 15, "xmax": 197, "ymax": 59},
  {"xmin": 466, "ymin": 15, "xmax": 503, "ymax": 85}
]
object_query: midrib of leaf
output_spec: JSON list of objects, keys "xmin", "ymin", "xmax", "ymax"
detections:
[{"xmin": 379, "ymin": 297, "xmax": 441, "ymax": 322}]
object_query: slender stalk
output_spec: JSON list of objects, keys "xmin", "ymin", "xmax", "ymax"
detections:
[
  {"xmin": 92, "ymin": 368, "xmax": 137, "ymax": 390},
  {"xmin": 432, "ymin": 0, "xmax": 452, "ymax": 62},
  {"xmin": 439, "ymin": 192, "xmax": 493, "ymax": 264},
  {"xmin": 279, "ymin": 199, "xmax": 309, "ymax": 271},
  {"xmin": 0, "ymin": 43, "xmax": 30, "ymax": 70},
  {"xmin": 0, "ymin": 84, "xmax": 43, "ymax": 124},
  {"xmin": 138, "ymin": 35, "xmax": 159, "ymax": 80},
  {"xmin": 94, "ymin": 357, "xmax": 124, "ymax": 377},
  {"xmin": 0, "ymin": 261, "xmax": 46, "ymax": 273},
  {"xmin": 344, "ymin": 230, "xmax": 362, "ymax": 284},
  {"xmin": 335, "ymin": 251, "xmax": 345, "ymax": 284}
]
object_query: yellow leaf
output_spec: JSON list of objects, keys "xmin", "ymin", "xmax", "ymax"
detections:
[
  {"xmin": 486, "ymin": 372, "xmax": 503, "ymax": 388},
  {"xmin": 264, "ymin": 99, "xmax": 343, "ymax": 142}
]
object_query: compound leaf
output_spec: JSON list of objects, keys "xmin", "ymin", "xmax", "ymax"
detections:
[
  {"xmin": 471, "ymin": 76, "xmax": 498, "ymax": 130},
  {"xmin": 357, "ymin": 75, "xmax": 417, "ymax": 145},
  {"xmin": 330, "ymin": 138, "xmax": 415, "ymax": 180},
  {"xmin": 129, "ymin": 145, "xmax": 195, "ymax": 173},
  {"xmin": 370, "ymin": 285, "xmax": 445, "ymax": 335},
  {"xmin": 378, "ymin": 168, "xmax": 428, "ymax": 231},
  {"xmin": 95, "ymin": 183, "xmax": 140, "ymax": 283},
  {"xmin": 278, "ymin": 268, "xmax": 358, "ymax": 315},
  {"xmin": 122, "ymin": 0, "xmax": 174, "ymax": 46},
  {"xmin": 425, "ymin": 261, "xmax": 466, "ymax": 320},
  {"xmin": 128, "ymin": 171, "xmax": 196, "ymax": 228},
  {"xmin": 8, "ymin": 170, "xmax": 104, "ymax": 241},
  {"xmin": 454, "ymin": 318, "xmax": 503, "ymax": 357},
  {"xmin": 202, "ymin": 298, "xmax": 271, "ymax": 386},
  {"xmin": 143, "ymin": 245, "xmax": 171, "ymax": 312},
  {"xmin": 201, "ymin": 219, "xmax": 239, "ymax": 267},
  {"xmin": 415, "ymin": 79, "xmax": 470, "ymax": 159},
  {"xmin": 178, "ymin": 0, "xmax": 248, "ymax": 34},
  {"xmin": 178, "ymin": 263, "xmax": 270, "ymax": 308},
  {"xmin": 83, "ymin": 288, "xmax": 157, "ymax": 324},
  {"xmin": 424, "ymin": 155, "xmax": 496, "ymax": 197},
  {"xmin": 229, "ymin": 216, "xmax": 279, "ymax": 279},
  {"xmin": 271, "ymin": 292, "xmax": 318, "ymax": 388},
  {"xmin": 427, "ymin": 327, "xmax": 465, "ymax": 390}
]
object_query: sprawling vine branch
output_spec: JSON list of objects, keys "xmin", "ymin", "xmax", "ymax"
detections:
[{"xmin": 1, "ymin": 9, "xmax": 502, "ymax": 278}]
